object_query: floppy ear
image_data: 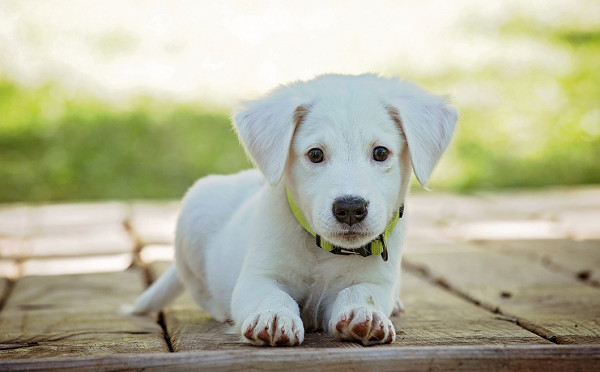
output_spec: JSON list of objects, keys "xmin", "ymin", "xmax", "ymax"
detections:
[
  {"xmin": 385, "ymin": 82, "xmax": 458, "ymax": 187},
  {"xmin": 233, "ymin": 86, "xmax": 309, "ymax": 185}
]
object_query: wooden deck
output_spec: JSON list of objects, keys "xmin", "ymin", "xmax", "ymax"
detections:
[{"xmin": 0, "ymin": 187, "xmax": 599, "ymax": 371}]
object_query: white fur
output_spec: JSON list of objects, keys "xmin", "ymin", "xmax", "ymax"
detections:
[{"xmin": 132, "ymin": 74, "xmax": 457, "ymax": 346}]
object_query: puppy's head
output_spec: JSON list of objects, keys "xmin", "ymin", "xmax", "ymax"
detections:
[{"xmin": 234, "ymin": 74, "xmax": 457, "ymax": 248}]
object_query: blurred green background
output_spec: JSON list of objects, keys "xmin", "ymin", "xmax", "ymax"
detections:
[
  {"xmin": 0, "ymin": 89, "xmax": 250, "ymax": 201},
  {"xmin": 1, "ymin": 2, "xmax": 599, "ymax": 203}
]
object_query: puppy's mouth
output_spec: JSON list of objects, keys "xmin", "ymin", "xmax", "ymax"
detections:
[
  {"xmin": 328, "ymin": 230, "xmax": 376, "ymax": 247},
  {"xmin": 335, "ymin": 231, "xmax": 370, "ymax": 239}
]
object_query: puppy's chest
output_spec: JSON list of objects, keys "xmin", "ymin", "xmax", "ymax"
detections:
[{"xmin": 289, "ymin": 257, "xmax": 373, "ymax": 300}]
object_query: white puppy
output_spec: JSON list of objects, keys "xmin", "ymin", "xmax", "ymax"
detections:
[{"xmin": 132, "ymin": 74, "xmax": 457, "ymax": 346}]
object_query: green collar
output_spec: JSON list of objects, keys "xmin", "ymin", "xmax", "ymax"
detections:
[{"xmin": 286, "ymin": 188, "xmax": 403, "ymax": 262}]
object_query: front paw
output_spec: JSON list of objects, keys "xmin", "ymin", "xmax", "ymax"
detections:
[
  {"xmin": 329, "ymin": 306, "xmax": 395, "ymax": 346},
  {"xmin": 241, "ymin": 310, "xmax": 304, "ymax": 346}
]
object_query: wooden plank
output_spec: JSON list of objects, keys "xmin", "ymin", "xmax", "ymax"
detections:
[
  {"xmin": 130, "ymin": 202, "xmax": 179, "ymax": 246},
  {"xmin": 409, "ymin": 187, "xmax": 600, "ymax": 243},
  {"xmin": 139, "ymin": 244, "xmax": 174, "ymax": 264},
  {"xmin": 0, "ymin": 260, "xmax": 19, "ymax": 280},
  {"xmin": 0, "ymin": 269, "xmax": 169, "ymax": 359},
  {"xmin": 559, "ymin": 210, "xmax": 600, "ymax": 240},
  {"xmin": 148, "ymin": 259, "xmax": 547, "ymax": 351},
  {"xmin": 149, "ymin": 261, "xmax": 367, "ymax": 350},
  {"xmin": 406, "ymin": 192, "xmax": 488, "ymax": 244},
  {"xmin": 0, "ymin": 202, "xmax": 130, "ymax": 238},
  {"xmin": 476, "ymin": 239, "xmax": 600, "ymax": 286},
  {"xmin": 470, "ymin": 187, "xmax": 600, "ymax": 241},
  {"xmin": 20, "ymin": 254, "xmax": 133, "ymax": 276},
  {"xmin": 147, "ymin": 261, "xmax": 249, "ymax": 352},
  {"xmin": 396, "ymin": 266, "xmax": 548, "ymax": 346},
  {"xmin": 0, "ymin": 345, "xmax": 598, "ymax": 372},
  {"xmin": 474, "ymin": 186, "xmax": 600, "ymax": 218},
  {"xmin": 0, "ymin": 205, "xmax": 35, "ymax": 237},
  {"xmin": 0, "ymin": 278, "xmax": 9, "ymax": 306},
  {"xmin": 32, "ymin": 202, "xmax": 131, "ymax": 234},
  {"xmin": 0, "ymin": 226, "xmax": 134, "ymax": 259},
  {"xmin": 445, "ymin": 219, "xmax": 565, "ymax": 241},
  {"xmin": 404, "ymin": 246, "xmax": 600, "ymax": 344}
]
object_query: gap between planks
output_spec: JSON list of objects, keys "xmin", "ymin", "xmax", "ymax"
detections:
[
  {"xmin": 0, "ymin": 278, "xmax": 14, "ymax": 313},
  {"xmin": 146, "ymin": 259, "xmax": 549, "ymax": 351},
  {"xmin": 403, "ymin": 241, "xmax": 600, "ymax": 345},
  {"xmin": 0, "ymin": 269, "xmax": 170, "ymax": 359},
  {"xmin": 123, "ymin": 204, "xmax": 175, "ymax": 352},
  {"xmin": 402, "ymin": 259, "xmax": 557, "ymax": 344},
  {"xmin": 134, "ymin": 252, "xmax": 175, "ymax": 353}
]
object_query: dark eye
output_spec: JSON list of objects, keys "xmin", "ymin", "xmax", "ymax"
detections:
[
  {"xmin": 307, "ymin": 148, "xmax": 324, "ymax": 163},
  {"xmin": 372, "ymin": 146, "xmax": 389, "ymax": 162}
]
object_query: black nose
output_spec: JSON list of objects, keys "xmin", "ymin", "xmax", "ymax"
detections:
[{"xmin": 332, "ymin": 196, "xmax": 369, "ymax": 226}]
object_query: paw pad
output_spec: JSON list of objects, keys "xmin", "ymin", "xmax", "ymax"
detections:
[
  {"xmin": 241, "ymin": 310, "xmax": 304, "ymax": 346},
  {"xmin": 330, "ymin": 307, "xmax": 395, "ymax": 346}
]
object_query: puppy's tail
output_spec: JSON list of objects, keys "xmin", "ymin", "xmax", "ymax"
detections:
[{"xmin": 130, "ymin": 264, "xmax": 184, "ymax": 314}]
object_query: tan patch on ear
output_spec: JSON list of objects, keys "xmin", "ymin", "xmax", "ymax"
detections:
[
  {"xmin": 285, "ymin": 105, "xmax": 311, "ymax": 171},
  {"xmin": 386, "ymin": 105, "xmax": 401, "ymax": 125},
  {"xmin": 293, "ymin": 105, "xmax": 310, "ymax": 126},
  {"xmin": 386, "ymin": 105, "xmax": 407, "ymax": 142},
  {"xmin": 387, "ymin": 105, "xmax": 412, "ymax": 194}
]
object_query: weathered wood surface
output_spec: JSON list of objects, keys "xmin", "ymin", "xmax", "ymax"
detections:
[
  {"xmin": 0, "ymin": 278, "xmax": 9, "ymax": 306},
  {"xmin": 1, "ymin": 345, "xmax": 598, "ymax": 372},
  {"xmin": 147, "ymin": 261, "xmax": 244, "ymax": 352},
  {"xmin": 404, "ymin": 243, "xmax": 600, "ymax": 344},
  {"xmin": 476, "ymin": 239, "xmax": 600, "ymax": 286},
  {"xmin": 19, "ymin": 253, "xmax": 134, "ymax": 276},
  {"xmin": 0, "ymin": 269, "xmax": 169, "ymax": 359},
  {"xmin": 406, "ymin": 186, "xmax": 600, "ymax": 242},
  {"xmin": 0, "ymin": 227, "xmax": 134, "ymax": 259},
  {"xmin": 0, "ymin": 202, "xmax": 130, "ymax": 237},
  {"xmin": 0, "ymin": 187, "xmax": 599, "ymax": 370},
  {"xmin": 397, "ymin": 263, "xmax": 549, "ymax": 346},
  {"xmin": 0, "ymin": 261, "xmax": 18, "ymax": 280},
  {"xmin": 129, "ymin": 202, "xmax": 179, "ymax": 246},
  {"xmin": 148, "ymin": 259, "xmax": 548, "ymax": 351},
  {"xmin": 0, "ymin": 201, "xmax": 135, "ymax": 277},
  {"xmin": 149, "ymin": 260, "xmax": 366, "ymax": 351}
]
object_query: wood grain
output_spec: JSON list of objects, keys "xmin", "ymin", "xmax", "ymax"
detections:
[
  {"xmin": 0, "ymin": 227, "xmax": 134, "ymax": 259},
  {"xmin": 0, "ymin": 344, "xmax": 598, "ymax": 372},
  {"xmin": 396, "ymin": 266, "xmax": 548, "ymax": 346},
  {"xmin": 0, "ymin": 260, "xmax": 19, "ymax": 280},
  {"xmin": 476, "ymin": 239, "xmax": 600, "ymax": 285},
  {"xmin": 0, "ymin": 278, "xmax": 9, "ymax": 306},
  {"xmin": 1, "ymin": 188, "xmax": 598, "ymax": 368},
  {"xmin": 404, "ymin": 247, "xmax": 600, "ymax": 344},
  {"xmin": 148, "ymin": 260, "xmax": 547, "ymax": 352},
  {"xmin": 408, "ymin": 186, "xmax": 600, "ymax": 242},
  {"xmin": 130, "ymin": 202, "xmax": 179, "ymax": 246},
  {"xmin": 19, "ymin": 254, "xmax": 134, "ymax": 276},
  {"xmin": 0, "ymin": 269, "xmax": 169, "ymax": 359},
  {"xmin": 0, "ymin": 203, "xmax": 130, "ymax": 238},
  {"xmin": 148, "ymin": 262, "xmax": 367, "ymax": 350},
  {"xmin": 147, "ymin": 261, "xmax": 248, "ymax": 352}
]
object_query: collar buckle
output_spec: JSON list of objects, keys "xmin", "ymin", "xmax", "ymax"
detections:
[{"xmin": 379, "ymin": 234, "xmax": 389, "ymax": 262}]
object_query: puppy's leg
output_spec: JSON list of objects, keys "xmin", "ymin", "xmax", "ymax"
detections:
[
  {"xmin": 232, "ymin": 276, "xmax": 304, "ymax": 346},
  {"xmin": 328, "ymin": 284, "xmax": 396, "ymax": 346},
  {"xmin": 392, "ymin": 298, "xmax": 405, "ymax": 316}
]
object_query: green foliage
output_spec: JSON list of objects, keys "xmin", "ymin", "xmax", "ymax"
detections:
[
  {"xmin": 0, "ymin": 83, "xmax": 250, "ymax": 202},
  {"xmin": 421, "ymin": 17, "xmax": 600, "ymax": 191},
  {"xmin": 1, "ymin": 16, "xmax": 599, "ymax": 202}
]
